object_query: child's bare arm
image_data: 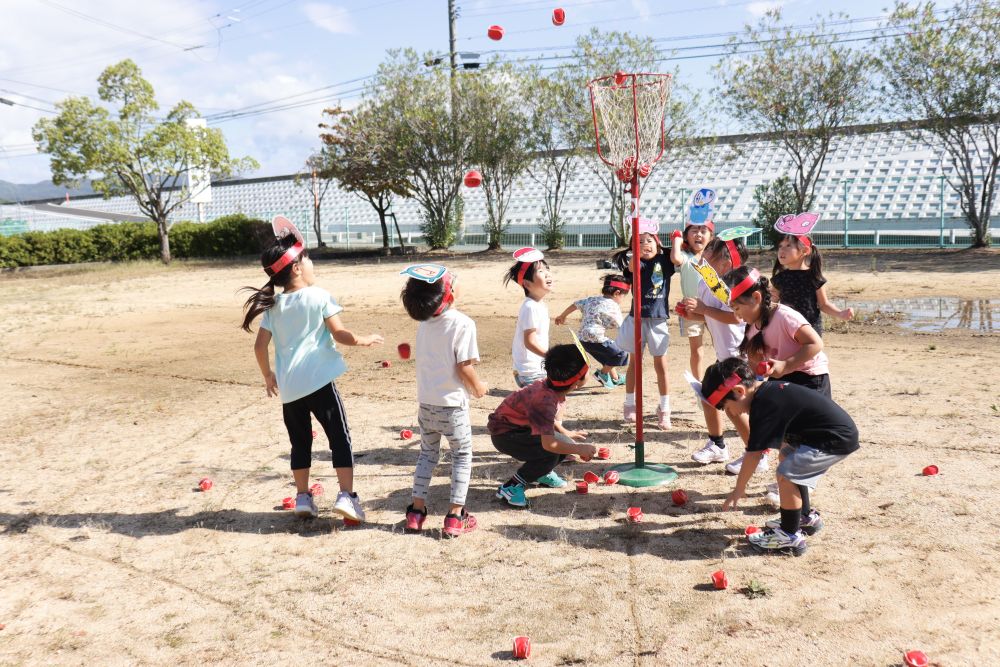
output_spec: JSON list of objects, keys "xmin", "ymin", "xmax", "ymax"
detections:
[
  {"xmin": 541, "ymin": 434, "xmax": 597, "ymax": 459},
  {"xmin": 816, "ymin": 285, "xmax": 854, "ymax": 320},
  {"xmin": 554, "ymin": 303, "xmax": 578, "ymax": 326},
  {"xmin": 722, "ymin": 449, "xmax": 766, "ymax": 510},
  {"xmin": 253, "ymin": 329, "xmax": 278, "ymax": 397},
  {"xmin": 325, "ymin": 314, "xmax": 384, "ymax": 347},
  {"xmin": 669, "ymin": 232, "xmax": 685, "ymax": 266},
  {"xmin": 456, "ymin": 359, "xmax": 487, "ymax": 398},
  {"xmin": 770, "ymin": 324, "xmax": 823, "ymax": 377},
  {"xmin": 523, "ymin": 329, "xmax": 547, "ymax": 357},
  {"xmin": 684, "ymin": 297, "xmax": 739, "ymax": 324}
]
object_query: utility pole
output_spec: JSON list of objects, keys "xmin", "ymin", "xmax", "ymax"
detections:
[{"xmin": 448, "ymin": 0, "xmax": 458, "ymax": 81}]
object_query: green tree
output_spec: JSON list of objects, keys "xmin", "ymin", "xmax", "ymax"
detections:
[
  {"xmin": 879, "ymin": 0, "xmax": 999, "ymax": 248},
  {"xmin": 464, "ymin": 61, "xmax": 535, "ymax": 250},
  {"xmin": 32, "ymin": 59, "xmax": 257, "ymax": 263},
  {"xmin": 564, "ymin": 29, "xmax": 699, "ymax": 246},
  {"xmin": 751, "ymin": 177, "xmax": 800, "ymax": 247},
  {"xmin": 373, "ymin": 49, "xmax": 469, "ymax": 250},
  {"xmin": 317, "ymin": 103, "xmax": 411, "ymax": 252},
  {"xmin": 716, "ymin": 10, "xmax": 873, "ymax": 215}
]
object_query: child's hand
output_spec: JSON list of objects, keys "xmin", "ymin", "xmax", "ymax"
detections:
[
  {"xmin": 768, "ymin": 359, "xmax": 788, "ymax": 378},
  {"xmin": 471, "ymin": 380, "xmax": 488, "ymax": 399},
  {"xmin": 564, "ymin": 429, "xmax": 588, "ymax": 441},
  {"xmin": 576, "ymin": 443, "xmax": 598, "ymax": 460},
  {"xmin": 263, "ymin": 372, "xmax": 278, "ymax": 397},
  {"xmin": 839, "ymin": 307, "xmax": 855, "ymax": 321},
  {"xmin": 555, "ymin": 314, "xmax": 567, "ymax": 325},
  {"xmin": 359, "ymin": 334, "xmax": 384, "ymax": 347},
  {"xmin": 722, "ymin": 488, "xmax": 746, "ymax": 511},
  {"xmin": 682, "ymin": 297, "xmax": 703, "ymax": 314}
]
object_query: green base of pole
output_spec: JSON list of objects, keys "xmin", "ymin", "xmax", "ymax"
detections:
[{"xmin": 610, "ymin": 462, "xmax": 678, "ymax": 488}]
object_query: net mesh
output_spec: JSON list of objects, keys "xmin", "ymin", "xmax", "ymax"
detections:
[{"xmin": 588, "ymin": 73, "xmax": 672, "ymax": 182}]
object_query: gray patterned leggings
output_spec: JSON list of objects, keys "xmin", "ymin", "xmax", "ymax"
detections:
[{"xmin": 412, "ymin": 403, "xmax": 473, "ymax": 506}]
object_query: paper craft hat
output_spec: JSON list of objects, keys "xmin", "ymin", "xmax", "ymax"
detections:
[
  {"xmin": 774, "ymin": 212, "xmax": 819, "ymax": 236},
  {"xmin": 687, "ymin": 188, "xmax": 717, "ymax": 229},
  {"xmin": 512, "ymin": 247, "xmax": 545, "ymax": 285},
  {"xmin": 630, "ymin": 217, "xmax": 660, "ymax": 237},
  {"xmin": 717, "ymin": 226, "xmax": 762, "ymax": 241},
  {"xmin": 400, "ymin": 264, "xmax": 454, "ymax": 315},
  {"xmin": 266, "ymin": 215, "xmax": 305, "ymax": 275}
]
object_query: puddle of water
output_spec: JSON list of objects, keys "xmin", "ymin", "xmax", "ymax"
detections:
[{"xmin": 845, "ymin": 298, "xmax": 997, "ymax": 333}]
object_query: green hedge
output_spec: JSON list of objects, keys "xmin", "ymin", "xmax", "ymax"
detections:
[{"xmin": 0, "ymin": 214, "xmax": 270, "ymax": 268}]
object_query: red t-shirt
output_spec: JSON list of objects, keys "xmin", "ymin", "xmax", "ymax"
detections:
[{"xmin": 487, "ymin": 380, "xmax": 565, "ymax": 436}]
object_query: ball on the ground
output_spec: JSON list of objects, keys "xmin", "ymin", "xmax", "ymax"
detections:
[
  {"xmin": 671, "ymin": 489, "xmax": 688, "ymax": 506},
  {"xmin": 198, "ymin": 477, "xmax": 213, "ymax": 492},
  {"xmin": 512, "ymin": 636, "xmax": 531, "ymax": 659},
  {"xmin": 397, "ymin": 343, "xmax": 411, "ymax": 359},
  {"xmin": 400, "ymin": 429, "xmax": 414, "ymax": 440},
  {"xmin": 381, "ymin": 360, "xmax": 391, "ymax": 368},
  {"xmin": 711, "ymin": 570, "xmax": 728, "ymax": 590}
]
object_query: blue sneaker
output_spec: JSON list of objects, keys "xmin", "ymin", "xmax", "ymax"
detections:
[
  {"xmin": 534, "ymin": 471, "xmax": 567, "ymax": 488},
  {"xmin": 496, "ymin": 483, "xmax": 527, "ymax": 508},
  {"xmin": 593, "ymin": 370, "xmax": 615, "ymax": 389}
]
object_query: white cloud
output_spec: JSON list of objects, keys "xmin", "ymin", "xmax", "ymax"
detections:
[
  {"xmin": 302, "ymin": 3, "xmax": 356, "ymax": 35},
  {"xmin": 747, "ymin": 1, "xmax": 785, "ymax": 17},
  {"xmin": 630, "ymin": 0, "xmax": 652, "ymax": 20}
]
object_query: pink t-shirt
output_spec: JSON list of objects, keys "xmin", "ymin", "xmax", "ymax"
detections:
[{"xmin": 747, "ymin": 304, "xmax": 829, "ymax": 376}]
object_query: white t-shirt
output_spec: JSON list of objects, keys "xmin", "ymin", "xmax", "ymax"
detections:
[
  {"xmin": 415, "ymin": 308, "xmax": 480, "ymax": 407},
  {"xmin": 512, "ymin": 298, "xmax": 549, "ymax": 377},
  {"xmin": 260, "ymin": 286, "xmax": 346, "ymax": 403},
  {"xmin": 697, "ymin": 280, "xmax": 744, "ymax": 360}
]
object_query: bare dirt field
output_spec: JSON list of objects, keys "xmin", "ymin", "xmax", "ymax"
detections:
[{"xmin": 2, "ymin": 248, "xmax": 999, "ymax": 666}]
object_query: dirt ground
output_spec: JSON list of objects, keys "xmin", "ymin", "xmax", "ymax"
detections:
[{"xmin": 1, "ymin": 248, "xmax": 999, "ymax": 666}]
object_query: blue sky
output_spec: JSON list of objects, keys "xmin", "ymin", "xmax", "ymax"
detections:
[{"xmin": 0, "ymin": 0, "xmax": 920, "ymax": 186}]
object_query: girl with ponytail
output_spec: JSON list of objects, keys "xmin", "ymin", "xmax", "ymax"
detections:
[{"xmin": 241, "ymin": 222, "xmax": 383, "ymax": 524}]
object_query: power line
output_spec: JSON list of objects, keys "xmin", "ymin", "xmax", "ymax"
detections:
[{"xmin": 38, "ymin": 0, "xmax": 206, "ymax": 52}]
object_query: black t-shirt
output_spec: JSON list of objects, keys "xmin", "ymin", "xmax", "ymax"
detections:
[
  {"xmin": 623, "ymin": 253, "xmax": 674, "ymax": 319},
  {"xmin": 748, "ymin": 381, "xmax": 859, "ymax": 455},
  {"xmin": 772, "ymin": 269, "xmax": 826, "ymax": 334}
]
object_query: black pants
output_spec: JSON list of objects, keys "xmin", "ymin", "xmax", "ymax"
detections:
[
  {"xmin": 282, "ymin": 382, "xmax": 353, "ymax": 470},
  {"xmin": 779, "ymin": 372, "xmax": 831, "ymax": 399},
  {"xmin": 491, "ymin": 427, "xmax": 564, "ymax": 484}
]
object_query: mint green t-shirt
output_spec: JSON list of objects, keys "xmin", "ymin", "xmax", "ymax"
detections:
[
  {"xmin": 260, "ymin": 285, "xmax": 346, "ymax": 403},
  {"xmin": 678, "ymin": 249, "xmax": 704, "ymax": 299}
]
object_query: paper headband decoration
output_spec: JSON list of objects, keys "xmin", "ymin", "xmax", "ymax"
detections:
[
  {"xmin": 695, "ymin": 263, "xmax": 730, "ymax": 303},
  {"xmin": 550, "ymin": 329, "xmax": 591, "ymax": 388},
  {"xmin": 266, "ymin": 215, "xmax": 305, "ymax": 275},
  {"xmin": 728, "ymin": 268, "xmax": 761, "ymax": 305},
  {"xmin": 512, "ymin": 247, "xmax": 545, "ymax": 285},
  {"xmin": 717, "ymin": 226, "xmax": 762, "ymax": 241},
  {"xmin": 687, "ymin": 188, "xmax": 717, "ymax": 227},
  {"xmin": 400, "ymin": 264, "xmax": 454, "ymax": 315},
  {"xmin": 775, "ymin": 212, "xmax": 819, "ymax": 247},
  {"xmin": 630, "ymin": 217, "xmax": 660, "ymax": 237}
]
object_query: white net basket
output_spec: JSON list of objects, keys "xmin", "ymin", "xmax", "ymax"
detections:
[{"xmin": 587, "ymin": 72, "xmax": 672, "ymax": 182}]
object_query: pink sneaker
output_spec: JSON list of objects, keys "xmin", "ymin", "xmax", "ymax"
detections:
[
  {"xmin": 623, "ymin": 403, "xmax": 637, "ymax": 422},
  {"xmin": 443, "ymin": 511, "xmax": 477, "ymax": 538},
  {"xmin": 405, "ymin": 504, "xmax": 427, "ymax": 532},
  {"xmin": 656, "ymin": 408, "xmax": 671, "ymax": 430}
]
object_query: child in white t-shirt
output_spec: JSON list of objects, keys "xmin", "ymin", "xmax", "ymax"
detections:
[
  {"xmin": 504, "ymin": 248, "xmax": 553, "ymax": 388},
  {"xmin": 554, "ymin": 273, "xmax": 630, "ymax": 388},
  {"xmin": 399, "ymin": 264, "xmax": 487, "ymax": 538}
]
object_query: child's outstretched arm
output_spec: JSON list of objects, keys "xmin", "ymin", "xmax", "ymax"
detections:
[
  {"xmin": 816, "ymin": 285, "xmax": 854, "ymax": 321},
  {"xmin": 554, "ymin": 303, "xmax": 578, "ymax": 326},
  {"xmin": 669, "ymin": 229, "xmax": 685, "ymax": 266},
  {"xmin": 541, "ymin": 433, "xmax": 597, "ymax": 460},
  {"xmin": 683, "ymin": 297, "xmax": 740, "ymax": 324},
  {"xmin": 457, "ymin": 359, "xmax": 488, "ymax": 398},
  {"xmin": 769, "ymin": 324, "xmax": 823, "ymax": 378},
  {"xmin": 722, "ymin": 449, "xmax": 766, "ymax": 511},
  {"xmin": 325, "ymin": 315, "xmax": 384, "ymax": 347},
  {"xmin": 253, "ymin": 329, "xmax": 278, "ymax": 397}
]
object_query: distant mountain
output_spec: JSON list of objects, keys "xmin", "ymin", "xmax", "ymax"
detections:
[{"xmin": 0, "ymin": 179, "xmax": 96, "ymax": 203}]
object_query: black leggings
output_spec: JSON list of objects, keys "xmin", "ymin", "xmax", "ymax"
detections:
[
  {"xmin": 491, "ymin": 428, "xmax": 564, "ymax": 484},
  {"xmin": 282, "ymin": 382, "xmax": 353, "ymax": 470}
]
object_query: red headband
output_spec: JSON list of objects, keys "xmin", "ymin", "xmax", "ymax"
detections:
[
  {"xmin": 725, "ymin": 239, "xmax": 742, "ymax": 269},
  {"xmin": 433, "ymin": 272, "xmax": 455, "ymax": 316},
  {"xmin": 550, "ymin": 363, "xmax": 590, "ymax": 388},
  {"xmin": 516, "ymin": 262, "xmax": 531, "ymax": 285},
  {"xmin": 266, "ymin": 241, "xmax": 304, "ymax": 275},
  {"xmin": 705, "ymin": 372, "xmax": 743, "ymax": 407},
  {"xmin": 728, "ymin": 268, "xmax": 761, "ymax": 305},
  {"xmin": 797, "ymin": 235, "xmax": 812, "ymax": 249},
  {"xmin": 608, "ymin": 280, "xmax": 630, "ymax": 291}
]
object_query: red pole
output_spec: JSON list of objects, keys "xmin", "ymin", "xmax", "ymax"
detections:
[{"xmin": 630, "ymin": 172, "xmax": 644, "ymax": 466}]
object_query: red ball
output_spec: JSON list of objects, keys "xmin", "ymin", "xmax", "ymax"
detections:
[
  {"xmin": 637, "ymin": 163, "xmax": 651, "ymax": 178},
  {"xmin": 381, "ymin": 360, "xmax": 391, "ymax": 368},
  {"xmin": 711, "ymin": 569, "xmax": 728, "ymax": 590},
  {"xmin": 551, "ymin": 7, "xmax": 565, "ymax": 25},
  {"xmin": 613, "ymin": 70, "xmax": 627, "ymax": 86},
  {"xmin": 281, "ymin": 496, "xmax": 295, "ymax": 510},
  {"xmin": 626, "ymin": 506, "xmax": 643, "ymax": 523},
  {"xmin": 904, "ymin": 650, "xmax": 928, "ymax": 667},
  {"xmin": 603, "ymin": 470, "xmax": 620, "ymax": 485},
  {"xmin": 397, "ymin": 343, "xmax": 411, "ymax": 360},
  {"xmin": 309, "ymin": 483, "xmax": 324, "ymax": 497},
  {"xmin": 198, "ymin": 477, "xmax": 213, "ymax": 492},
  {"xmin": 745, "ymin": 525, "xmax": 760, "ymax": 536},
  {"xmin": 400, "ymin": 429, "xmax": 414, "ymax": 440},
  {"xmin": 922, "ymin": 465, "xmax": 939, "ymax": 476},
  {"xmin": 512, "ymin": 636, "xmax": 531, "ymax": 659},
  {"xmin": 464, "ymin": 169, "xmax": 482, "ymax": 188},
  {"xmin": 671, "ymin": 489, "xmax": 688, "ymax": 506},
  {"xmin": 487, "ymin": 25, "xmax": 504, "ymax": 41},
  {"xmin": 575, "ymin": 480, "xmax": 589, "ymax": 495},
  {"xmin": 582, "ymin": 470, "xmax": 600, "ymax": 485},
  {"xmin": 596, "ymin": 446, "xmax": 611, "ymax": 460}
]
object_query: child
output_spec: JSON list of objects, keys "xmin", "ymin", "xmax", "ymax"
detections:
[
  {"xmin": 611, "ymin": 218, "xmax": 676, "ymax": 429},
  {"xmin": 488, "ymin": 344, "xmax": 598, "ymax": 507},
  {"xmin": 504, "ymin": 248, "xmax": 553, "ymax": 388},
  {"xmin": 678, "ymin": 235, "xmax": 766, "ymax": 475},
  {"xmin": 241, "ymin": 224, "xmax": 383, "ymax": 521},
  {"xmin": 771, "ymin": 231, "xmax": 854, "ymax": 336},
  {"xmin": 399, "ymin": 265, "xmax": 488, "ymax": 538},
  {"xmin": 670, "ymin": 187, "xmax": 716, "ymax": 378},
  {"xmin": 701, "ymin": 357, "xmax": 859, "ymax": 556},
  {"xmin": 553, "ymin": 274, "xmax": 630, "ymax": 388}
]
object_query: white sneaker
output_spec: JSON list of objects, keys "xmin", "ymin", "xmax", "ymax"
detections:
[
  {"xmin": 332, "ymin": 491, "xmax": 365, "ymax": 522},
  {"xmin": 766, "ymin": 482, "xmax": 778, "ymax": 494},
  {"xmin": 294, "ymin": 492, "xmax": 318, "ymax": 519},
  {"xmin": 691, "ymin": 441, "xmax": 729, "ymax": 464},
  {"xmin": 725, "ymin": 452, "xmax": 770, "ymax": 476},
  {"xmin": 766, "ymin": 490, "xmax": 781, "ymax": 507}
]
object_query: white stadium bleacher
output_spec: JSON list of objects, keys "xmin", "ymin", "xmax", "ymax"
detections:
[{"xmin": 8, "ymin": 124, "xmax": 999, "ymax": 248}]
